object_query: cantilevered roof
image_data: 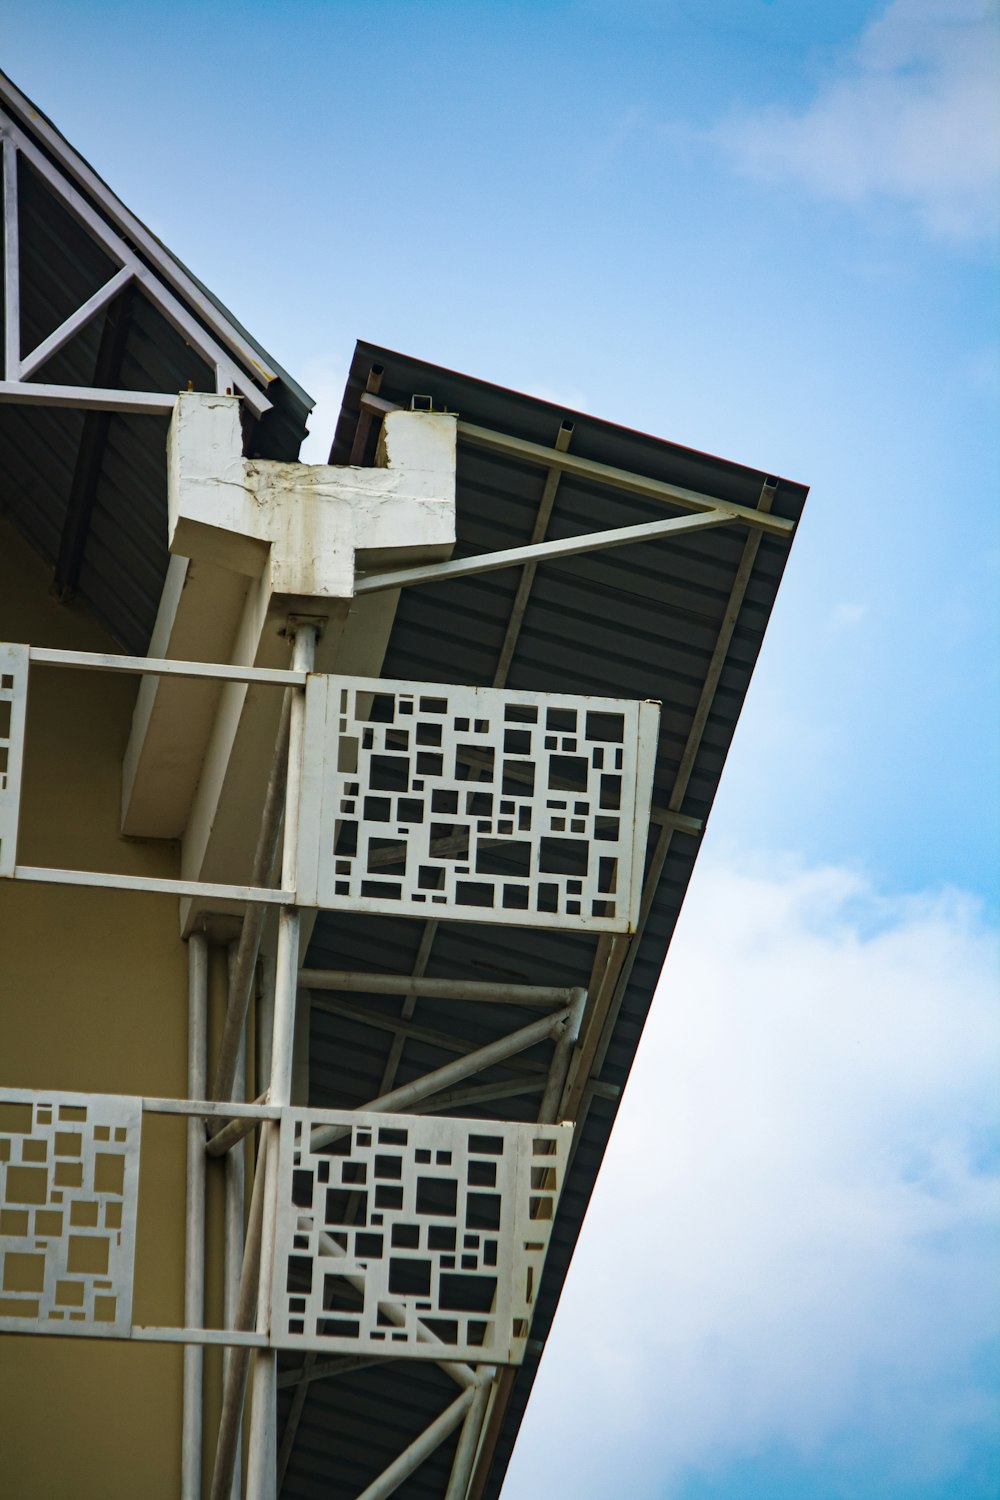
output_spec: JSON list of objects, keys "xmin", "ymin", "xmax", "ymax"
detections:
[{"xmin": 271, "ymin": 343, "xmax": 807, "ymax": 1499}]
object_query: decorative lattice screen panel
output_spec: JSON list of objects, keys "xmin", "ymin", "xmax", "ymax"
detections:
[
  {"xmin": 296, "ymin": 676, "xmax": 659, "ymax": 930},
  {"xmin": 271, "ymin": 1109, "xmax": 570, "ymax": 1364},
  {"xmin": 0, "ymin": 1090, "xmax": 141, "ymax": 1336},
  {"xmin": 0, "ymin": 643, "xmax": 28, "ymax": 879}
]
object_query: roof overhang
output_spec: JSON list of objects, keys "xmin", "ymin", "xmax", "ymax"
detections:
[{"xmin": 272, "ymin": 342, "xmax": 807, "ymax": 1498}]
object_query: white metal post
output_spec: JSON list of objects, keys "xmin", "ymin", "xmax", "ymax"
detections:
[
  {"xmin": 444, "ymin": 1370, "xmax": 495, "ymax": 1500},
  {"xmin": 538, "ymin": 987, "xmax": 586, "ymax": 1124},
  {"xmin": 183, "ymin": 933, "xmax": 209, "ymax": 1499},
  {"xmin": 356, "ymin": 1386, "xmax": 478, "ymax": 1500},
  {"xmin": 210, "ymin": 1147, "xmax": 268, "ymax": 1500},
  {"xmin": 245, "ymin": 623, "xmax": 316, "ymax": 1500},
  {"xmin": 224, "ymin": 944, "xmax": 247, "ymax": 1500},
  {"xmin": 2, "ymin": 134, "xmax": 19, "ymax": 380}
]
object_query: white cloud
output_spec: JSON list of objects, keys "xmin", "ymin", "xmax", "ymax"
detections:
[
  {"xmin": 828, "ymin": 600, "xmax": 869, "ymax": 632},
  {"xmin": 711, "ymin": 0, "xmax": 1000, "ymax": 241},
  {"xmin": 504, "ymin": 857, "xmax": 1000, "ymax": 1498}
]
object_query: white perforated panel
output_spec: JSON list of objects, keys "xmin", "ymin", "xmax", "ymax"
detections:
[
  {"xmin": 0, "ymin": 643, "xmax": 28, "ymax": 879},
  {"xmin": 0, "ymin": 1090, "xmax": 141, "ymax": 1336},
  {"xmin": 296, "ymin": 676, "xmax": 659, "ymax": 929},
  {"xmin": 271, "ymin": 1110, "xmax": 570, "ymax": 1364}
]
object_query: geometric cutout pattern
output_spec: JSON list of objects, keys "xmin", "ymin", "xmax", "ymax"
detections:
[
  {"xmin": 271, "ymin": 1109, "xmax": 571, "ymax": 1364},
  {"xmin": 0, "ymin": 1090, "xmax": 141, "ymax": 1335},
  {"xmin": 0, "ymin": 642, "xmax": 29, "ymax": 878},
  {"xmin": 296, "ymin": 675, "xmax": 659, "ymax": 931}
]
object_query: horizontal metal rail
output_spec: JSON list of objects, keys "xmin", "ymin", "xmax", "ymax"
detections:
[
  {"xmin": 11, "ymin": 866, "xmax": 293, "ymax": 905},
  {"xmin": 0, "ymin": 380, "xmax": 177, "ymax": 414},
  {"xmin": 456, "ymin": 418, "xmax": 795, "ymax": 536},
  {"xmin": 28, "ymin": 646, "xmax": 307, "ymax": 686},
  {"xmin": 142, "ymin": 1096, "xmax": 278, "ymax": 1121},
  {"xmin": 1, "ymin": 1324, "xmax": 270, "ymax": 1347},
  {"xmin": 299, "ymin": 970, "xmax": 579, "ymax": 1004}
]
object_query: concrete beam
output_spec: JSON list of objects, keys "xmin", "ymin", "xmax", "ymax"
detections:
[{"xmin": 121, "ymin": 394, "xmax": 457, "ymax": 932}]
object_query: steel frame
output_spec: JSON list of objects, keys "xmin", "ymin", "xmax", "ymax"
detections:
[
  {"xmin": 0, "ymin": 107, "xmax": 273, "ymax": 415},
  {"xmin": 2, "ymin": 373, "xmax": 794, "ymax": 1498}
]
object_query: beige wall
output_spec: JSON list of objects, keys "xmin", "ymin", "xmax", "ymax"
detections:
[{"xmin": 0, "ymin": 516, "xmax": 230, "ymax": 1496}]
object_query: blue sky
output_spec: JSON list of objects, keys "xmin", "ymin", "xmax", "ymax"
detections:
[{"xmin": 5, "ymin": 2, "xmax": 999, "ymax": 1496}]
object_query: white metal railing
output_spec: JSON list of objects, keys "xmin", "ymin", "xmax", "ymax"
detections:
[
  {"xmin": 1, "ymin": 643, "xmax": 660, "ymax": 933},
  {"xmin": 0, "ymin": 1086, "xmax": 569, "ymax": 1365}
]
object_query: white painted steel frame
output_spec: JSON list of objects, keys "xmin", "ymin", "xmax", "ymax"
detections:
[
  {"xmin": 182, "ymin": 934, "xmax": 209, "ymax": 1500},
  {"xmin": 0, "ymin": 70, "xmax": 295, "ymax": 403},
  {"xmin": 246, "ymin": 623, "xmax": 316, "ymax": 1500},
  {"xmin": 2, "ymin": 132, "xmax": 19, "ymax": 380},
  {"xmin": 0, "ymin": 644, "xmax": 301, "ymax": 902},
  {"xmin": 223, "ymin": 942, "xmax": 247, "ymax": 1500},
  {"xmin": 0, "ymin": 379, "xmax": 177, "ymax": 413},
  {"xmin": 19, "ymin": 265, "xmax": 134, "ymax": 380},
  {"xmin": 0, "ymin": 642, "xmax": 28, "ymax": 878},
  {"xmin": 0, "ymin": 110, "xmax": 273, "ymax": 415}
]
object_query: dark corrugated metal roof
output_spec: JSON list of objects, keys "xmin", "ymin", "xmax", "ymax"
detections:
[{"xmin": 276, "ymin": 343, "xmax": 806, "ymax": 1498}]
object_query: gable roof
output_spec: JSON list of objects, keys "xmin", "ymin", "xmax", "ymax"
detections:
[{"xmin": 0, "ymin": 69, "xmax": 313, "ymax": 642}]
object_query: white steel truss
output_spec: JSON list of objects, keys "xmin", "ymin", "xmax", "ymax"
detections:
[{"xmin": 0, "ymin": 104, "xmax": 273, "ymax": 416}]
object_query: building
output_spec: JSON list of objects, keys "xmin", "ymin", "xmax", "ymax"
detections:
[{"xmin": 0, "ymin": 70, "xmax": 806, "ymax": 1500}]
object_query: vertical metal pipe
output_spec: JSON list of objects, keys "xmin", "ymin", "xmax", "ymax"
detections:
[
  {"xmin": 209, "ymin": 1145, "xmax": 267, "ymax": 1500},
  {"xmin": 537, "ymin": 987, "xmax": 587, "ymax": 1124},
  {"xmin": 183, "ymin": 932, "xmax": 209, "ymax": 1500},
  {"xmin": 246, "ymin": 623, "xmax": 317, "ymax": 1500},
  {"xmin": 224, "ymin": 945, "xmax": 247, "ymax": 1500},
  {"xmin": 211, "ymin": 691, "xmax": 292, "ymax": 1107},
  {"xmin": 256, "ymin": 950, "xmax": 274, "ymax": 1101},
  {"xmin": 245, "ymin": 1125, "xmax": 281, "ymax": 1500},
  {"xmin": 3, "ymin": 135, "xmax": 20, "ymax": 380}
]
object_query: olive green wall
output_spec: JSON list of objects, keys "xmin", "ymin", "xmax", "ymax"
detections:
[{"xmin": 0, "ymin": 516, "xmax": 228, "ymax": 1496}]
